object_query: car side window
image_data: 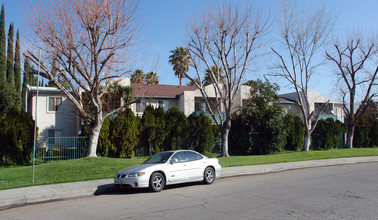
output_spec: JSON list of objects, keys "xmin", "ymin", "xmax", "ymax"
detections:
[
  {"xmin": 185, "ymin": 151, "xmax": 203, "ymax": 161},
  {"xmin": 170, "ymin": 152, "xmax": 186, "ymax": 163}
]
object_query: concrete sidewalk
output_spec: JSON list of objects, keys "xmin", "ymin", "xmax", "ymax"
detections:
[{"xmin": 1, "ymin": 156, "xmax": 378, "ymax": 210}]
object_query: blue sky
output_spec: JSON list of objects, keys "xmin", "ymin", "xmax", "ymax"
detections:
[{"xmin": 0, "ymin": 0, "xmax": 377, "ymax": 100}]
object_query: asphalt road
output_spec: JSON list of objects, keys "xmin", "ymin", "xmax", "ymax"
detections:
[{"xmin": 1, "ymin": 162, "xmax": 378, "ymax": 220}]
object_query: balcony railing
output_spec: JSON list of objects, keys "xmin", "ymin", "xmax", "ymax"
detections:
[
  {"xmin": 318, "ymin": 114, "xmax": 338, "ymax": 121},
  {"xmin": 194, "ymin": 111, "xmax": 225, "ymax": 124}
]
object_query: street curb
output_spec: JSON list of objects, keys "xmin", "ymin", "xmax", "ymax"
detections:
[
  {"xmin": 0, "ymin": 179, "xmax": 115, "ymax": 211},
  {"xmin": 1, "ymin": 156, "xmax": 378, "ymax": 210},
  {"xmin": 220, "ymin": 156, "xmax": 378, "ymax": 178}
]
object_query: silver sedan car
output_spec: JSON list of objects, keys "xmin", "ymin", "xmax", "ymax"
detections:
[{"xmin": 114, "ymin": 150, "xmax": 222, "ymax": 192}]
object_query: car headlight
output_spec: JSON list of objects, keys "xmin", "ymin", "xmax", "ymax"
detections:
[{"xmin": 128, "ymin": 172, "xmax": 145, "ymax": 177}]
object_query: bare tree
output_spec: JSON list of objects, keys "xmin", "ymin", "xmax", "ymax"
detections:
[
  {"xmin": 270, "ymin": 1, "xmax": 334, "ymax": 151},
  {"xmin": 185, "ymin": 1, "xmax": 268, "ymax": 157},
  {"xmin": 326, "ymin": 32, "xmax": 378, "ymax": 148},
  {"xmin": 24, "ymin": 0, "xmax": 140, "ymax": 157}
]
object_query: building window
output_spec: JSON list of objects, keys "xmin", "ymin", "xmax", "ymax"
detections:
[
  {"xmin": 195, "ymin": 97, "xmax": 219, "ymax": 112},
  {"xmin": 315, "ymin": 103, "xmax": 333, "ymax": 115},
  {"xmin": 195, "ymin": 101, "xmax": 207, "ymax": 112},
  {"xmin": 158, "ymin": 100, "xmax": 164, "ymax": 109},
  {"xmin": 48, "ymin": 97, "xmax": 62, "ymax": 112},
  {"xmin": 136, "ymin": 100, "xmax": 146, "ymax": 112},
  {"xmin": 48, "ymin": 129, "xmax": 62, "ymax": 144}
]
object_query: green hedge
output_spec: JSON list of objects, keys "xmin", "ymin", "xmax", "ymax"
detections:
[{"xmin": 0, "ymin": 108, "xmax": 35, "ymax": 165}]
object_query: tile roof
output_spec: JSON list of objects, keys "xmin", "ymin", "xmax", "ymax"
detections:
[{"xmin": 130, "ymin": 83, "xmax": 198, "ymax": 98}]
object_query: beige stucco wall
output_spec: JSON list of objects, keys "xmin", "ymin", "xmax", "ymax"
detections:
[
  {"xmin": 333, "ymin": 103, "xmax": 344, "ymax": 122},
  {"xmin": 307, "ymin": 90, "xmax": 334, "ymax": 113},
  {"xmin": 280, "ymin": 90, "xmax": 344, "ymax": 123},
  {"xmin": 27, "ymin": 88, "xmax": 80, "ymax": 138},
  {"xmin": 179, "ymin": 91, "xmax": 196, "ymax": 116}
]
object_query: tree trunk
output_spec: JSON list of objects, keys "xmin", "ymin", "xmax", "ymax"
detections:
[
  {"xmin": 221, "ymin": 119, "xmax": 231, "ymax": 157},
  {"xmin": 303, "ymin": 133, "xmax": 311, "ymax": 151},
  {"xmin": 87, "ymin": 119, "xmax": 103, "ymax": 157},
  {"xmin": 346, "ymin": 125, "xmax": 354, "ymax": 149},
  {"xmin": 302, "ymin": 119, "xmax": 311, "ymax": 151}
]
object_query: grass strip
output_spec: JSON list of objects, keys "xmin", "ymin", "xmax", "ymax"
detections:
[{"xmin": 218, "ymin": 148, "xmax": 378, "ymax": 167}]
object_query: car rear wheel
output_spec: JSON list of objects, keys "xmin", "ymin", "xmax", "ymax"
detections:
[
  {"xmin": 203, "ymin": 167, "xmax": 215, "ymax": 184},
  {"xmin": 149, "ymin": 172, "xmax": 165, "ymax": 192}
]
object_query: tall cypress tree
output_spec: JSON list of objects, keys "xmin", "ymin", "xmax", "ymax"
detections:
[
  {"xmin": 14, "ymin": 29, "xmax": 21, "ymax": 104},
  {"xmin": 21, "ymin": 56, "xmax": 30, "ymax": 112},
  {"xmin": 27, "ymin": 60, "xmax": 38, "ymax": 87},
  {"xmin": 0, "ymin": 4, "xmax": 6, "ymax": 82},
  {"xmin": 27, "ymin": 61, "xmax": 34, "ymax": 86},
  {"xmin": 6, "ymin": 23, "xmax": 14, "ymax": 87}
]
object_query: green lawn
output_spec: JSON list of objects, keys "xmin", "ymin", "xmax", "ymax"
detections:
[
  {"xmin": 1, "ymin": 148, "xmax": 378, "ymax": 191},
  {"xmin": 0, "ymin": 157, "xmax": 144, "ymax": 191},
  {"xmin": 218, "ymin": 148, "xmax": 378, "ymax": 167}
]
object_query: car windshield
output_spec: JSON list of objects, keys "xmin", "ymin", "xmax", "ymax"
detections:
[{"xmin": 143, "ymin": 152, "xmax": 174, "ymax": 164}]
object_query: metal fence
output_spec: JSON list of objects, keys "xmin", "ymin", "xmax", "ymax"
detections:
[{"xmin": 36, "ymin": 136, "xmax": 88, "ymax": 161}]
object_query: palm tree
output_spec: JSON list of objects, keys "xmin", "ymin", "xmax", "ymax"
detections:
[
  {"xmin": 203, "ymin": 66, "xmax": 224, "ymax": 86},
  {"xmin": 186, "ymin": 78, "xmax": 201, "ymax": 86},
  {"xmin": 169, "ymin": 47, "xmax": 190, "ymax": 86},
  {"xmin": 131, "ymin": 69, "xmax": 145, "ymax": 83},
  {"xmin": 146, "ymin": 72, "xmax": 159, "ymax": 85}
]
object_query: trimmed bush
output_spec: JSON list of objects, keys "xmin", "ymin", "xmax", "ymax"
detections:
[
  {"xmin": 138, "ymin": 105, "xmax": 168, "ymax": 155},
  {"xmin": 313, "ymin": 118, "xmax": 346, "ymax": 150},
  {"xmin": 283, "ymin": 112, "xmax": 304, "ymax": 151},
  {"xmin": 185, "ymin": 113, "xmax": 218, "ymax": 154},
  {"xmin": 109, "ymin": 108, "xmax": 139, "ymax": 158},
  {"xmin": 0, "ymin": 108, "xmax": 35, "ymax": 165},
  {"xmin": 164, "ymin": 106, "xmax": 188, "ymax": 151},
  {"xmin": 229, "ymin": 117, "xmax": 250, "ymax": 155},
  {"xmin": 96, "ymin": 118, "xmax": 116, "ymax": 157},
  {"xmin": 354, "ymin": 102, "xmax": 378, "ymax": 148}
]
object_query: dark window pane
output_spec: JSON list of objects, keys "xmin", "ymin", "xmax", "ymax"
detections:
[
  {"xmin": 49, "ymin": 97, "xmax": 55, "ymax": 111},
  {"xmin": 48, "ymin": 130, "xmax": 55, "ymax": 137},
  {"xmin": 158, "ymin": 100, "xmax": 164, "ymax": 109},
  {"xmin": 56, "ymin": 98, "xmax": 62, "ymax": 111},
  {"xmin": 48, "ymin": 130, "xmax": 55, "ymax": 144},
  {"xmin": 136, "ymin": 100, "xmax": 146, "ymax": 112},
  {"xmin": 185, "ymin": 151, "xmax": 202, "ymax": 161},
  {"xmin": 171, "ymin": 152, "xmax": 186, "ymax": 163}
]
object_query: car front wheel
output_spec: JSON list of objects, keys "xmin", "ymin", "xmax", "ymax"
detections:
[
  {"xmin": 203, "ymin": 167, "xmax": 215, "ymax": 184},
  {"xmin": 149, "ymin": 172, "xmax": 165, "ymax": 192}
]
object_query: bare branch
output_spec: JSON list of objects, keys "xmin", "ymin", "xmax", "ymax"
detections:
[
  {"xmin": 326, "ymin": 31, "xmax": 377, "ymax": 148},
  {"xmin": 270, "ymin": 1, "xmax": 335, "ymax": 151},
  {"xmin": 185, "ymin": 0, "xmax": 268, "ymax": 156},
  {"xmin": 24, "ymin": 0, "xmax": 140, "ymax": 157}
]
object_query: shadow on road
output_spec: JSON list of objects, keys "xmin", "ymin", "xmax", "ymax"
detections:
[{"xmin": 94, "ymin": 182, "xmax": 205, "ymax": 196}]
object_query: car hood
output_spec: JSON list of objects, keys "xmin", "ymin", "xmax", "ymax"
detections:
[{"xmin": 117, "ymin": 163, "xmax": 163, "ymax": 174}]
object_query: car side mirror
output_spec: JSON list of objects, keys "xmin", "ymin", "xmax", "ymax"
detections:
[{"xmin": 170, "ymin": 160, "xmax": 174, "ymax": 165}]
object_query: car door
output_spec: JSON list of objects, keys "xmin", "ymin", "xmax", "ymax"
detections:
[
  {"xmin": 166, "ymin": 152, "xmax": 189, "ymax": 184},
  {"xmin": 185, "ymin": 151, "xmax": 204, "ymax": 181}
]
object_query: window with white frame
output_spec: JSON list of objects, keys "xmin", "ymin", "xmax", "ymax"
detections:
[
  {"xmin": 136, "ymin": 100, "xmax": 146, "ymax": 112},
  {"xmin": 48, "ymin": 97, "xmax": 62, "ymax": 112}
]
